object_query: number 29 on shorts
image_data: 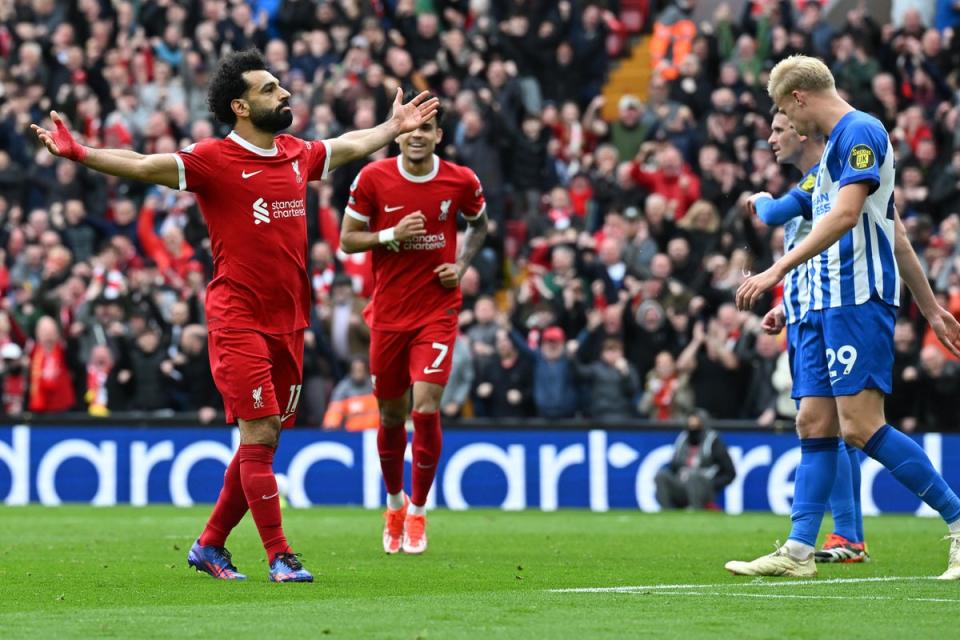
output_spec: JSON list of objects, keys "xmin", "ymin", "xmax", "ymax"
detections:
[{"xmin": 826, "ymin": 345, "xmax": 858, "ymax": 379}]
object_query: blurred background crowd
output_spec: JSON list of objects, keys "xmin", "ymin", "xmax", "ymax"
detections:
[{"xmin": 1, "ymin": 0, "xmax": 959, "ymax": 431}]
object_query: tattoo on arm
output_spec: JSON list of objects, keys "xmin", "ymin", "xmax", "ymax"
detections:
[{"xmin": 456, "ymin": 212, "xmax": 488, "ymax": 277}]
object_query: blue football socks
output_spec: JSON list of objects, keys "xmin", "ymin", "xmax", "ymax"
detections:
[
  {"xmin": 848, "ymin": 444, "xmax": 864, "ymax": 542},
  {"xmin": 788, "ymin": 437, "xmax": 840, "ymax": 547},
  {"xmin": 863, "ymin": 425, "xmax": 960, "ymax": 525},
  {"xmin": 828, "ymin": 440, "xmax": 860, "ymax": 542}
]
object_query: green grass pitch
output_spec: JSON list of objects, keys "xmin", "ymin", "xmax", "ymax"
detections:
[{"xmin": 0, "ymin": 506, "xmax": 956, "ymax": 639}]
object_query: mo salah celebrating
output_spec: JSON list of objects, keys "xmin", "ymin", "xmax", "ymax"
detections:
[
  {"xmin": 31, "ymin": 49, "xmax": 438, "ymax": 582},
  {"xmin": 340, "ymin": 95, "xmax": 488, "ymax": 555}
]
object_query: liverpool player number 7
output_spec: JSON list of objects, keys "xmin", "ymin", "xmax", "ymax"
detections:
[
  {"xmin": 31, "ymin": 49, "xmax": 438, "ymax": 582},
  {"xmin": 340, "ymin": 94, "xmax": 488, "ymax": 555}
]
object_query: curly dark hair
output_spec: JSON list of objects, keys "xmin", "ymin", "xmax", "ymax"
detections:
[{"xmin": 207, "ymin": 49, "xmax": 269, "ymax": 126}]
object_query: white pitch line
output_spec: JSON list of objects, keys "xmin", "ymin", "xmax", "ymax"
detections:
[
  {"xmin": 639, "ymin": 591, "xmax": 960, "ymax": 604},
  {"xmin": 548, "ymin": 576, "xmax": 936, "ymax": 594}
]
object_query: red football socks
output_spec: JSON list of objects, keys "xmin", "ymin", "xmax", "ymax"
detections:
[
  {"xmin": 378, "ymin": 424, "xmax": 408, "ymax": 495},
  {"xmin": 411, "ymin": 411, "xmax": 443, "ymax": 507},
  {"xmin": 198, "ymin": 452, "xmax": 247, "ymax": 548},
  {"xmin": 238, "ymin": 444, "xmax": 291, "ymax": 561}
]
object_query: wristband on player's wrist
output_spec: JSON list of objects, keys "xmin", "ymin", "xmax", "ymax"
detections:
[{"xmin": 378, "ymin": 227, "xmax": 396, "ymax": 244}]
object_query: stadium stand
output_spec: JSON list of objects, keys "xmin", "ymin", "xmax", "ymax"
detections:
[{"xmin": 1, "ymin": 0, "xmax": 959, "ymax": 432}]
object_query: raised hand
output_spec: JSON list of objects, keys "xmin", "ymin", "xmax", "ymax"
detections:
[
  {"xmin": 30, "ymin": 111, "xmax": 88, "ymax": 162},
  {"xmin": 389, "ymin": 89, "xmax": 440, "ymax": 134}
]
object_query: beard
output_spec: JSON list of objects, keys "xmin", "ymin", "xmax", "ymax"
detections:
[{"xmin": 249, "ymin": 102, "xmax": 293, "ymax": 133}]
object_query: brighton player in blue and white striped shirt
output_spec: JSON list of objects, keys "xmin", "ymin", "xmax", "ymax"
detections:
[
  {"xmin": 748, "ymin": 112, "xmax": 870, "ymax": 564},
  {"xmin": 748, "ymin": 112, "xmax": 818, "ymax": 327},
  {"xmin": 729, "ymin": 55, "xmax": 960, "ymax": 579}
]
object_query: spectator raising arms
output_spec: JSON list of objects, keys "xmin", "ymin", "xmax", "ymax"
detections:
[
  {"xmin": 571, "ymin": 337, "xmax": 641, "ymax": 420},
  {"xmin": 1, "ymin": 1, "xmax": 959, "ymax": 433}
]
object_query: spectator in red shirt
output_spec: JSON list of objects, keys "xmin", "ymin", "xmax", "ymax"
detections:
[
  {"xmin": 27, "ymin": 316, "xmax": 75, "ymax": 413},
  {"xmin": 137, "ymin": 196, "xmax": 197, "ymax": 286},
  {"xmin": 629, "ymin": 144, "xmax": 701, "ymax": 219}
]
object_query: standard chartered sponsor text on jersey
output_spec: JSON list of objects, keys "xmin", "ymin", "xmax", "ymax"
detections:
[
  {"xmin": 271, "ymin": 199, "xmax": 306, "ymax": 218},
  {"xmin": 402, "ymin": 234, "xmax": 447, "ymax": 251}
]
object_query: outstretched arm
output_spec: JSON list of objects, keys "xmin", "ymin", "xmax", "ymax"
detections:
[
  {"xmin": 325, "ymin": 89, "xmax": 439, "ymax": 172},
  {"xmin": 737, "ymin": 183, "xmax": 868, "ymax": 309},
  {"xmin": 781, "ymin": 182, "xmax": 866, "ymax": 266},
  {"xmin": 748, "ymin": 191, "xmax": 804, "ymax": 226},
  {"xmin": 31, "ymin": 112, "xmax": 180, "ymax": 189}
]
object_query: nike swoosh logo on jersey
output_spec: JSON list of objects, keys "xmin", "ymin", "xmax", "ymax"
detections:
[
  {"xmin": 261, "ymin": 490, "xmax": 280, "ymax": 500},
  {"xmin": 423, "ymin": 367, "xmax": 443, "ymax": 374},
  {"xmin": 384, "ymin": 205, "xmax": 404, "ymax": 212},
  {"xmin": 241, "ymin": 170, "xmax": 263, "ymax": 179}
]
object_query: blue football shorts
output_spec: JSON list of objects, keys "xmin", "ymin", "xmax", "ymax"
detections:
[{"xmin": 790, "ymin": 298, "xmax": 895, "ymax": 399}]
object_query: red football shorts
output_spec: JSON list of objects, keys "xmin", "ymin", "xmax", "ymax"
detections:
[
  {"xmin": 208, "ymin": 328, "xmax": 304, "ymax": 427},
  {"xmin": 369, "ymin": 314, "xmax": 458, "ymax": 399}
]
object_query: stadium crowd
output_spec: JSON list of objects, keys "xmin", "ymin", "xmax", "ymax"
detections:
[{"xmin": 1, "ymin": 0, "xmax": 960, "ymax": 431}]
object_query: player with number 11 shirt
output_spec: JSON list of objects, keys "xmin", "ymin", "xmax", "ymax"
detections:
[
  {"xmin": 32, "ymin": 49, "xmax": 439, "ymax": 582},
  {"xmin": 341, "ymin": 95, "xmax": 488, "ymax": 555}
]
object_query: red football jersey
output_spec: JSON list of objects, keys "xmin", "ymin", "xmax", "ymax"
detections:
[
  {"xmin": 347, "ymin": 155, "xmax": 485, "ymax": 331},
  {"xmin": 174, "ymin": 132, "xmax": 331, "ymax": 334}
]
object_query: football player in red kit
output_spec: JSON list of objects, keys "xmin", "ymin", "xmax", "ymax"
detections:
[
  {"xmin": 340, "ymin": 97, "xmax": 488, "ymax": 554},
  {"xmin": 32, "ymin": 49, "xmax": 437, "ymax": 582}
]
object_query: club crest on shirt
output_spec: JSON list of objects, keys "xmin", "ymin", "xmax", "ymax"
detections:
[
  {"xmin": 849, "ymin": 144, "xmax": 875, "ymax": 171},
  {"xmin": 799, "ymin": 173, "xmax": 816, "ymax": 192},
  {"xmin": 439, "ymin": 199, "xmax": 452, "ymax": 222},
  {"xmin": 292, "ymin": 160, "xmax": 302, "ymax": 183}
]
